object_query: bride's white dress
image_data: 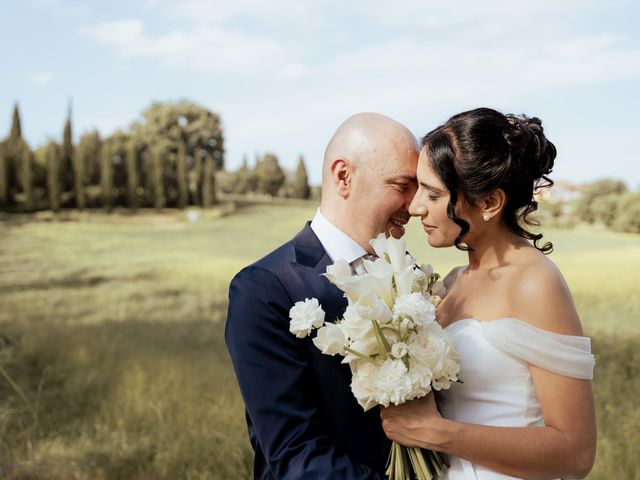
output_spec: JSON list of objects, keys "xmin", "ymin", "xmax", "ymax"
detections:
[{"xmin": 438, "ymin": 318, "xmax": 595, "ymax": 480}]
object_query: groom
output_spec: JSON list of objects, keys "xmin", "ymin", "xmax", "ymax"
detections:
[{"xmin": 225, "ymin": 113, "xmax": 419, "ymax": 479}]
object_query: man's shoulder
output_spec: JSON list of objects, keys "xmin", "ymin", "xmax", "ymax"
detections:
[
  {"xmin": 233, "ymin": 224, "xmax": 314, "ymax": 283},
  {"xmin": 239, "ymin": 237, "xmax": 297, "ymax": 278}
]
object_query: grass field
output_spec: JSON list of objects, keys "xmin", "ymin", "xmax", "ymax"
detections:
[{"xmin": 1, "ymin": 203, "xmax": 639, "ymax": 479}]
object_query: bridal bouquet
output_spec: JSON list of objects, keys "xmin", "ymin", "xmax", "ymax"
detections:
[{"xmin": 288, "ymin": 233, "xmax": 460, "ymax": 480}]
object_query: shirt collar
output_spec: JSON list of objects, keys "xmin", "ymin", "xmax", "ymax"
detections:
[{"xmin": 310, "ymin": 209, "xmax": 367, "ymax": 264}]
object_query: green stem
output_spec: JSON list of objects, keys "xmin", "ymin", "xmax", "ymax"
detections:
[{"xmin": 344, "ymin": 347, "xmax": 377, "ymax": 365}]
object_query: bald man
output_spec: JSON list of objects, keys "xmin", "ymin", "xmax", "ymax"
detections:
[{"xmin": 225, "ymin": 113, "xmax": 419, "ymax": 479}]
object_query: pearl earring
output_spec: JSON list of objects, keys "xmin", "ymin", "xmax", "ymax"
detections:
[{"xmin": 482, "ymin": 214, "xmax": 490, "ymax": 222}]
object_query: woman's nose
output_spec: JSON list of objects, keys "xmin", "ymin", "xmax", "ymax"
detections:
[{"xmin": 408, "ymin": 196, "xmax": 426, "ymax": 217}]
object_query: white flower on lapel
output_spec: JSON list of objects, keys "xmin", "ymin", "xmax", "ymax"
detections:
[{"xmin": 288, "ymin": 298, "xmax": 325, "ymax": 338}]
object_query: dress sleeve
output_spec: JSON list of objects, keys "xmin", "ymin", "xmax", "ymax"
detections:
[{"xmin": 481, "ymin": 318, "xmax": 595, "ymax": 380}]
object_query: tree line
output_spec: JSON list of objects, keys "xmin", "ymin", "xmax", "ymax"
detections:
[
  {"xmin": 572, "ymin": 179, "xmax": 640, "ymax": 233},
  {"xmin": 0, "ymin": 100, "xmax": 312, "ymax": 213}
]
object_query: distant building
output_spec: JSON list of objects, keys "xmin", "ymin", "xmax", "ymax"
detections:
[{"xmin": 537, "ymin": 180, "xmax": 582, "ymax": 203}]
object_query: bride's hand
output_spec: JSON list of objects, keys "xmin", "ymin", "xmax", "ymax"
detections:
[{"xmin": 380, "ymin": 394, "xmax": 449, "ymax": 450}]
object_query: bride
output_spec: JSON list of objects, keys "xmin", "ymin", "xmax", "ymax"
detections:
[{"xmin": 380, "ymin": 108, "xmax": 596, "ymax": 479}]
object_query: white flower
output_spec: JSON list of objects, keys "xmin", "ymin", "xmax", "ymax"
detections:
[
  {"xmin": 325, "ymin": 260, "xmax": 383, "ymax": 303},
  {"xmin": 362, "ymin": 258, "xmax": 394, "ymax": 306},
  {"xmin": 393, "ymin": 293, "xmax": 436, "ymax": 326},
  {"xmin": 351, "ymin": 358, "xmax": 414, "ymax": 410},
  {"xmin": 391, "ymin": 342, "xmax": 409, "ymax": 359},
  {"xmin": 324, "ymin": 259, "xmax": 352, "ymax": 284},
  {"xmin": 408, "ymin": 324, "xmax": 460, "ymax": 388},
  {"xmin": 369, "ymin": 233, "xmax": 409, "ymax": 274},
  {"xmin": 354, "ymin": 290, "xmax": 392, "ymax": 324},
  {"xmin": 289, "ymin": 298, "xmax": 325, "ymax": 338},
  {"xmin": 373, "ymin": 359, "xmax": 413, "ymax": 406},
  {"xmin": 313, "ymin": 323, "xmax": 347, "ymax": 355},
  {"xmin": 395, "ymin": 266, "xmax": 415, "ymax": 297},
  {"xmin": 350, "ymin": 362, "xmax": 379, "ymax": 411},
  {"xmin": 340, "ymin": 303, "xmax": 370, "ymax": 341}
]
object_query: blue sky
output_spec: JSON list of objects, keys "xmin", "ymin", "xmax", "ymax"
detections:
[{"xmin": 2, "ymin": 0, "xmax": 640, "ymax": 187}]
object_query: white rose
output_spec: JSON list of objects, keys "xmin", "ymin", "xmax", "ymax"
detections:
[
  {"xmin": 408, "ymin": 325, "xmax": 460, "ymax": 387},
  {"xmin": 392, "ymin": 293, "xmax": 436, "ymax": 326},
  {"xmin": 408, "ymin": 327, "xmax": 447, "ymax": 372},
  {"xmin": 289, "ymin": 298, "xmax": 325, "ymax": 338},
  {"xmin": 313, "ymin": 323, "xmax": 347, "ymax": 355}
]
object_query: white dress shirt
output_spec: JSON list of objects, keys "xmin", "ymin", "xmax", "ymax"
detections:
[{"xmin": 310, "ymin": 209, "xmax": 367, "ymax": 270}]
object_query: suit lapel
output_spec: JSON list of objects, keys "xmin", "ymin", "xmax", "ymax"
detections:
[{"xmin": 291, "ymin": 223, "xmax": 348, "ymax": 322}]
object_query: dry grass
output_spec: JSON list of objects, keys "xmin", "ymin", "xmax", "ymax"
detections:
[{"xmin": 0, "ymin": 204, "xmax": 638, "ymax": 479}]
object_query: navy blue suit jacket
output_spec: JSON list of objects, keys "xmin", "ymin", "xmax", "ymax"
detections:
[{"xmin": 225, "ymin": 223, "xmax": 389, "ymax": 479}]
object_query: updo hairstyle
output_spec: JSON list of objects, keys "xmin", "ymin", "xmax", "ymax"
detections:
[{"xmin": 422, "ymin": 107, "xmax": 556, "ymax": 253}]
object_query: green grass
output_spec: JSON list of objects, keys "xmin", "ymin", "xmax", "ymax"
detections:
[{"xmin": 0, "ymin": 204, "xmax": 638, "ymax": 479}]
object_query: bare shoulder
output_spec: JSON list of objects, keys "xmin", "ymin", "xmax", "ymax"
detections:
[
  {"xmin": 509, "ymin": 253, "xmax": 584, "ymax": 336},
  {"xmin": 442, "ymin": 265, "xmax": 466, "ymax": 294}
]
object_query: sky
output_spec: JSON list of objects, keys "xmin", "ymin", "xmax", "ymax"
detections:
[{"xmin": 2, "ymin": 0, "xmax": 640, "ymax": 187}]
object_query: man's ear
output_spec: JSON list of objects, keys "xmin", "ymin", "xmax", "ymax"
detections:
[
  {"xmin": 330, "ymin": 158, "xmax": 352, "ymax": 198},
  {"xmin": 481, "ymin": 188, "xmax": 506, "ymax": 220}
]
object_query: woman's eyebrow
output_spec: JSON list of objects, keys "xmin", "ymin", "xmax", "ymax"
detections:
[{"xmin": 420, "ymin": 181, "xmax": 444, "ymax": 193}]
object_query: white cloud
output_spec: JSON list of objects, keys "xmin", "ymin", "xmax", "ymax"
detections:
[
  {"xmin": 30, "ymin": 71, "xmax": 56, "ymax": 87},
  {"xmin": 80, "ymin": 19, "xmax": 297, "ymax": 77}
]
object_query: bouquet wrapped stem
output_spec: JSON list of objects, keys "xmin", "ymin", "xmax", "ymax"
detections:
[{"xmin": 386, "ymin": 442, "xmax": 449, "ymax": 480}]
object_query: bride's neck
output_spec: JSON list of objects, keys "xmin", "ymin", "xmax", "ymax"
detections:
[{"xmin": 466, "ymin": 227, "xmax": 531, "ymax": 271}]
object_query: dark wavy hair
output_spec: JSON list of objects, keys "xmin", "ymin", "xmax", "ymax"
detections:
[{"xmin": 422, "ymin": 107, "xmax": 556, "ymax": 254}]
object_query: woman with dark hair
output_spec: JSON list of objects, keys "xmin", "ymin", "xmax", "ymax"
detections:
[{"xmin": 380, "ymin": 108, "xmax": 596, "ymax": 479}]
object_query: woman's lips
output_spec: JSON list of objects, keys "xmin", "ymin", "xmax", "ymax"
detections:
[{"xmin": 422, "ymin": 223, "xmax": 436, "ymax": 233}]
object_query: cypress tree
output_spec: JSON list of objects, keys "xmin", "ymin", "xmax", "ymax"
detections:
[
  {"xmin": 149, "ymin": 146, "xmax": 164, "ymax": 210},
  {"xmin": 176, "ymin": 142, "xmax": 188, "ymax": 209},
  {"xmin": 10, "ymin": 103, "xmax": 21, "ymax": 141},
  {"xmin": 0, "ymin": 143, "xmax": 7, "ymax": 207},
  {"xmin": 100, "ymin": 142, "xmax": 113, "ymax": 212},
  {"xmin": 73, "ymin": 135, "xmax": 86, "ymax": 210},
  {"xmin": 46, "ymin": 141, "xmax": 61, "ymax": 212},
  {"xmin": 192, "ymin": 148, "xmax": 203, "ymax": 206},
  {"xmin": 294, "ymin": 155, "xmax": 311, "ymax": 199},
  {"xmin": 256, "ymin": 153, "xmax": 285, "ymax": 196},
  {"xmin": 126, "ymin": 140, "xmax": 138, "ymax": 211},
  {"xmin": 202, "ymin": 156, "xmax": 213, "ymax": 208},
  {"xmin": 60, "ymin": 105, "xmax": 75, "ymax": 196},
  {"xmin": 21, "ymin": 144, "xmax": 34, "ymax": 212}
]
